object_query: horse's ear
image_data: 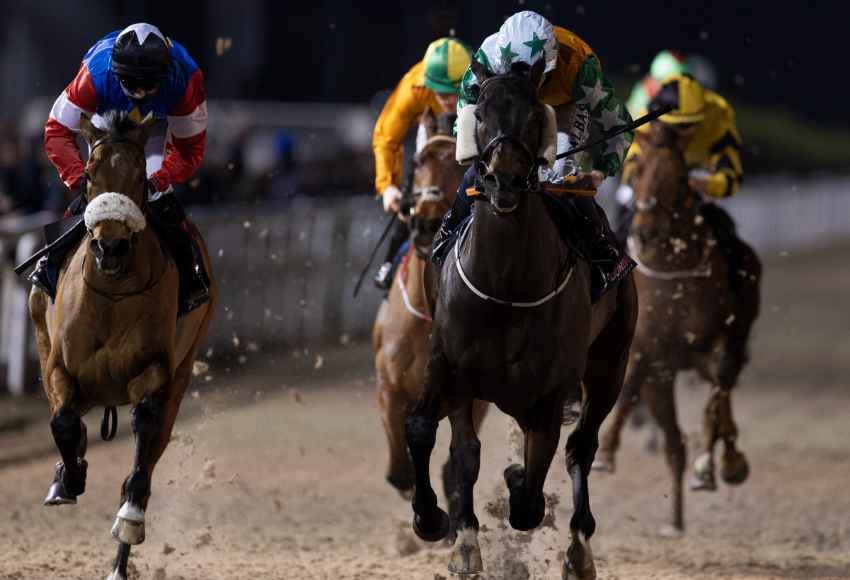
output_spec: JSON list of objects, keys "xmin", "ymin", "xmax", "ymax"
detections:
[
  {"xmin": 78, "ymin": 113, "xmax": 103, "ymax": 145},
  {"xmin": 529, "ymin": 58, "xmax": 546, "ymax": 90},
  {"xmin": 470, "ymin": 58, "xmax": 492, "ymax": 84},
  {"xmin": 135, "ymin": 112, "xmax": 157, "ymax": 143},
  {"xmin": 421, "ymin": 109, "xmax": 437, "ymax": 140}
]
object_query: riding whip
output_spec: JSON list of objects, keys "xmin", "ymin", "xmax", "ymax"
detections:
[
  {"xmin": 352, "ymin": 212, "xmax": 398, "ymax": 299},
  {"xmin": 555, "ymin": 104, "xmax": 674, "ymax": 161}
]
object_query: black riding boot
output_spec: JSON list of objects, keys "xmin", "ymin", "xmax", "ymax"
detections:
[
  {"xmin": 27, "ymin": 195, "xmax": 88, "ymax": 300},
  {"xmin": 148, "ymin": 194, "xmax": 211, "ymax": 316},
  {"xmin": 374, "ymin": 219, "xmax": 410, "ymax": 290},
  {"xmin": 572, "ymin": 196, "xmax": 636, "ymax": 301},
  {"xmin": 432, "ymin": 166, "xmax": 475, "ymax": 266}
]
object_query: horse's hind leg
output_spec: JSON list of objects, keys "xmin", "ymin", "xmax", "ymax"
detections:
[
  {"xmin": 644, "ymin": 372, "xmax": 686, "ymax": 534},
  {"xmin": 446, "ymin": 400, "xmax": 483, "ymax": 575},
  {"xmin": 406, "ymin": 346, "xmax": 451, "ymax": 542},
  {"xmin": 44, "ymin": 367, "xmax": 88, "ymax": 506},
  {"xmin": 594, "ymin": 354, "xmax": 651, "ymax": 472}
]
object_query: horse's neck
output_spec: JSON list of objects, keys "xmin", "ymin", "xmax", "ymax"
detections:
[
  {"xmin": 465, "ymin": 196, "xmax": 567, "ymax": 296},
  {"xmin": 83, "ymin": 230, "xmax": 166, "ymax": 293}
]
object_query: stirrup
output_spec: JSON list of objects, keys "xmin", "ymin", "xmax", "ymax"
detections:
[{"xmin": 373, "ymin": 262, "xmax": 394, "ymax": 290}]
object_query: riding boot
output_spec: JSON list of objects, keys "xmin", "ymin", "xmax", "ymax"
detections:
[
  {"xmin": 699, "ymin": 202, "xmax": 744, "ymax": 293},
  {"xmin": 374, "ymin": 220, "xmax": 410, "ymax": 291},
  {"xmin": 27, "ymin": 194, "xmax": 88, "ymax": 300},
  {"xmin": 432, "ymin": 166, "xmax": 476, "ymax": 266},
  {"xmin": 147, "ymin": 194, "xmax": 211, "ymax": 316},
  {"xmin": 572, "ymin": 196, "xmax": 636, "ymax": 301}
]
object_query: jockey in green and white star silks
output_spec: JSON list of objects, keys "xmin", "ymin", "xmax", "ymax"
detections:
[{"xmin": 457, "ymin": 10, "xmax": 633, "ymax": 179}]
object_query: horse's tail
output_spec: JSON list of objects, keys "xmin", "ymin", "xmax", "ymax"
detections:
[{"xmin": 101, "ymin": 406, "xmax": 118, "ymax": 441}]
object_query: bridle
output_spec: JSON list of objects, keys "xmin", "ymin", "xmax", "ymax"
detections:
[
  {"xmin": 473, "ymin": 75, "xmax": 546, "ymax": 196},
  {"xmin": 408, "ymin": 135, "xmax": 456, "ymax": 259},
  {"xmin": 84, "ymin": 136, "xmax": 148, "ymax": 207}
]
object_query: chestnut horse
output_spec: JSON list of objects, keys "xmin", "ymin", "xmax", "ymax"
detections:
[
  {"xmin": 594, "ymin": 122, "xmax": 761, "ymax": 533},
  {"xmin": 373, "ymin": 112, "xmax": 487, "ymax": 532},
  {"xmin": 28, "ymin": 112, "xmax": 218, "ymax": 580},
  {"xmin": 404, "ymin": 59, "xmax": 637, "ymax": 579}
]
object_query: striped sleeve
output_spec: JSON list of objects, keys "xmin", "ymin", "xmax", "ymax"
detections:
[
  {"xmin": 43, "ymin": 63, "xmax": 99, "ymax": 190},
  {"xmin": 705, "ymin": 108, "xmax": 743, "ymax": 198},
  {"xmin": 151, "ymin": 69, "xmax": 208, "ymax": 192}
]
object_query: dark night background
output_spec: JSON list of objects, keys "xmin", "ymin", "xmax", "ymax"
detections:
[{"xmin": 1, "ymin": 0, "xmax": 848, "ymax": 127}]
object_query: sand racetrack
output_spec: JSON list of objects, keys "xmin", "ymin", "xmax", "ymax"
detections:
[{"xmin": 1, "ymin": 243, "xmax": 848, "ymax": 580}]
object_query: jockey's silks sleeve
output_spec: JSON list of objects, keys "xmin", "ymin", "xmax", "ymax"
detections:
[
  {"xmin": 701, "ymin": 92, "xmax": 743, "ymax": 198},
  {"xmin": 372, "ymin": 60, "xmax": 441, "ymax": 194},
  {"xmin": 457, "ymin": 26, "xmax": 631, "ymax": 177},
  {"xmin": 44, "ymin": 30, "xmax": 207, "ymax": 193}
]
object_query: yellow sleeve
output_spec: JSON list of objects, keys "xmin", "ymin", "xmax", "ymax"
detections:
[
  {"xmin": 704, "ymin": 99, "xmax": 743, "ymax": 198},
  {"xmin": 372, "ymin": 61, "xmax": 436, "ymax": 195}
]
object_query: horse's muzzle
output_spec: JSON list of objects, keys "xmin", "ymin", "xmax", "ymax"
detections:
[
  {"xmin": 480, "ymin": 173, "xmax": 519, "ymax": 214},
  {"xmin": 91, "ymin": 238, "xmax": 132, "ymax": 276}
]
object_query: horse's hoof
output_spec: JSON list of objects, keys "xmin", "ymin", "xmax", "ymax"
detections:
[
  {"xmin": 590, "ymin": 453, "xmax": 615, "ymax": 473},
  {"xmin": 562, "ymin": 533, "xmax": 596, "ymax": 580},
  {"xmin": 658, "ymin": 524, "xmax": 685, "ymax": 538},
  {"xmin": 111, "ymin": 502, "xmax": 146, "ymax": 545},
  {"xmin": 504, "ymin": 464, "xmax": 545, "ymax": 531},
  {"xmin": 689, "ymin": 453, "xmax": 717, "ymax": 492},
  {"xmin": 43, "ymin": 480, "xmax": 77, "ymax": 506},
  {"xmin": 412, "ymin": 508, "xmax": 449, "ymax": 542},
  {"xmin": 448, "ymin": 527, "xmax": 483, "ymax": 575},
  {"xmin": 721, "ymin": 449, "xmax": 750, "ymax": 485}
]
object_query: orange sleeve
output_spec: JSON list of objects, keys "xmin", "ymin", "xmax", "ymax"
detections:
[{"xmin": 372, "ymin": 61, "xmax": 438, "ymax": 194}]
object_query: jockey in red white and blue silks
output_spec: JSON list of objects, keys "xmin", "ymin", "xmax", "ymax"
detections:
[
  {"xmin": 32, "ymin": 23, "xmax": 210, "ymax": 315},
  {"xmin": 44, "ymin": 22, "xmax": 207, "ymax": 195}
]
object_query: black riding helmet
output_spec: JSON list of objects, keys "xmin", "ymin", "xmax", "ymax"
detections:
[{"xmin": 111, "ymin": 23, "xmax": 172, "ymax": 89}]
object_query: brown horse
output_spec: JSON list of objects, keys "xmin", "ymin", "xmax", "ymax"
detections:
[
  {"xmin": 404, "ymin": 60, "xmax": 637, "ymax": 579},
  {"xmin": 28, "ymin": 112, "xmax": 218, "ymax": 580},
  {"xmin": 593, "ymin": 122, "xmax": 761, "ymax": 533},
  {"xmin": 373, "ymin": 111, "xmax": 487, "ymax": 528}
]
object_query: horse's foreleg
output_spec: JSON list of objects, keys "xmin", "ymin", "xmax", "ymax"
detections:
[
  {"xmin": 112, "ymin": 362, "xmax": 170, "ymax": 546},
  {"xmin": 644, "ymin": 373, "xmax": 686, "ymax": 535},
  {"xmin": 106, "ymin": 542, "xmax": 131, "ymax": 580},
  {"xmin": 442, "ymin": 398, "xmax": 488, "ymax": 542},
  {"xmin": 378, "ymin": 380, "xmax": 414, "ymax": 496},
  {"xmin": 44, "ymin": 367, "xmax": 87, "ymax": 506},
  {"xmin": 693, "ymin": 342, "xmax": 749, "ymax": 490},
  {"xmin": 446, "ymin": 400, "xmax": 483, "ymax": 575},
  {"xmin": 406, "ymin": 347, "xmax": 450, "ymax": 542},
  {"xmin": 505, "ymin": 391, "xmax": 562, "ymax": 532}
]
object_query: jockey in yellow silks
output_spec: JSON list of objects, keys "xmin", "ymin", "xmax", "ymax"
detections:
[
  {"xmin": 619, "ymin": 74, "xmax": 749, "ymax": 290},
  {"xmin": 371, "ymin": 37, "xmax": 472, "ymax": 290}
]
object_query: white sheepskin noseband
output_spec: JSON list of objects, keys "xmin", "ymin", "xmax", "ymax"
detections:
[{"xmin": 84, "ymin": 192, "xmax": 146, "ymax": 233}]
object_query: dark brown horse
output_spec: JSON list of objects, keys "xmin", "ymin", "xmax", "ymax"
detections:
[
  {"xmin": 28, "ymin": 112, "xmax": 217, "ymax": 580},
  {"xmin": 593, "ymin": 122, "xmax": 761, "ymax": 533},
  {"xmin": 373, "ymin": 112, "xmax": 487, "ymax": 522},
  {"xmin": 404, "ymin": 59, "xmax": 637, "ymax": 579}
]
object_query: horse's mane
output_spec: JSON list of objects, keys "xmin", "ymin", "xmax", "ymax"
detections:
[{"xmin": 94, "ymin": 110, "xmax": 140, "ymax": 140}]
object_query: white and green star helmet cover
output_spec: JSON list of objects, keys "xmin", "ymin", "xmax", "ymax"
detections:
[{"xmin": 458, "ymin": 11, "xmax": 557, "ymax": 110}]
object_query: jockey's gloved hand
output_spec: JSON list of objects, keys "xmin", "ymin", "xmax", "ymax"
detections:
[{"xmin": 382, "ymin": 185, "xmax": 403, "ymax": 214}]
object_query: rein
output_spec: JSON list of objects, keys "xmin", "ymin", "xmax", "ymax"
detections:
[{"xmin": 454, "ymin": 217, "xmax": 575, "ymax": 308}]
